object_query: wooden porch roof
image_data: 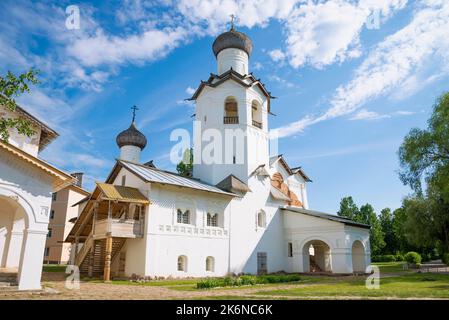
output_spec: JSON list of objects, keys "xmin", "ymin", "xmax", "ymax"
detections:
[{"xmin": 65, "ymin": 183, "xmax": 149, "ymax": 242}]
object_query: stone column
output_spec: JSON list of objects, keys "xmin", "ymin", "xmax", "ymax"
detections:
[{"xmin": 17, "ymin": 229, "xmax": 48, "ymax": 290}]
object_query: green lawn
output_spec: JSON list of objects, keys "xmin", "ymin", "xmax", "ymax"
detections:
[
  {"xmin": 42, "ymin": 265, "xmax": 67, "ymax": 272},
  {"xmin": 44, "ymin": 261, "xmax": 449, "ymax": 299},
  {"xmin": 252, "ymin": 273, "xmax": 449, "ymax": 299}
]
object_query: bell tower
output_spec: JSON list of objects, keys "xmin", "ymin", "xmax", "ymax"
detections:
[{"xmin": 190, "ymin": 21, "xmax": 272, "ymax": 186}]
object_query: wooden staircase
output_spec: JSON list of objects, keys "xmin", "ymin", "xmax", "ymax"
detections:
[{"xmin": 77, "ymin": 235, "xmax": 126, "ymax": 277}]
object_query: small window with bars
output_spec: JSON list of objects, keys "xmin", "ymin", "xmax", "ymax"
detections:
[
  {"xmin": 207, "ymin": 213, "xmax": 218, "ymax": 227},
  {"xmin": 177, "ymin": 209, "xmax": 190, "ymax": 224}
]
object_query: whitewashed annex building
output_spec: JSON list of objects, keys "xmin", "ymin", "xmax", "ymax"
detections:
[
  {"xmin": 0, "ymin": 104, "xmax": 74, "ymax": 290},
  {"xmin": 67, "ymin": 27, "xmax": 371, "ymax": 281}
]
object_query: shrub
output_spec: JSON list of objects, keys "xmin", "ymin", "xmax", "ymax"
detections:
[
  {"xmin": 395, "ymin": 253, "xmax": 405, "ymax": 262},
  {"xmin": 442, "ymin": 253, "xmax": 449, "ymax": 265},
  {"xmin": 404, "ymin": 251, "xmax": 422, "ymax": 265},
  {"xmin": 196, "ymin": 278, "xmax": 221, "ymax": 289},
  {"xmin": 240, "ymin": 275, "xmax": 257, "ymax": 285},
  {"xmin": 371, "ymin": 255, "xmax": 396, "ymax": 262},
  {"xmin": 197, "ymin": 274, "xmax": 301, "ymax": 289}
]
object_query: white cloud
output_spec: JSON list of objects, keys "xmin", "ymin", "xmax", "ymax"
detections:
[
  {"xmin": 268, "ymin": 49, "xmax": 286, "ymax": 63},
  {"xmin": 349, "ymin": 109, "xmax": 391, "ymax": 121},
  {"xmin": 68, "ymin": 27, "xmax": 189, "ymax": 67},
  {"xmin": 253, "ymin": 61, "xmax": 263, "ymax": 70},
  {"xmin": 268, "ymin": 75, "xmax": 295, "ymax": 88},
  {"xmin": 274, "ymin": 0, "xmax": 449, "ymax": 138},
  {"xmin": 283, "ymin": 0, "xmax": 407, "ymax": 69},
  {"xmin": 185, "ymin": 86, "xmax": 196, "ymax": 95}
]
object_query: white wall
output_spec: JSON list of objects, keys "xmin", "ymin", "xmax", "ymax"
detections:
[
  {"xmin": 217, "ymin": 48, "xmax": 248, "ymax": 75},
  {"xmin": 0, "ymin": 106, "xmax": 42, "ymax": 157},
  {"xmin": 0, "ymin": 148, "xmax": 54, "ymax": 289}
]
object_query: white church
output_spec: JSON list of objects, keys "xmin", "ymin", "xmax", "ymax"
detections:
[{"xmin": 67, "ymin": 26, "xmax": 371, "ymax": 281}]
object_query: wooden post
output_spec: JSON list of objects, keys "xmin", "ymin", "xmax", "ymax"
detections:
[
  {"xmin": 103, "ymin": 235, "xmax": 113, "ymax": 282},
  {"xmin": 88, "ymin": 243, "xmax": 95, "ymax": 278},
  {"xmin": 74, "ymin": 236, "xmax": 80, "ymax": 264},
  {"xmin": 107, "ymin": 200, "xmax": 112, "ymax": 233}
]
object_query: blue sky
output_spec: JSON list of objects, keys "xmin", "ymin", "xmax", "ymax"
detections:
[{"xmin": 1, "ymin": 0, "xmax": 448, "ymax": 214}]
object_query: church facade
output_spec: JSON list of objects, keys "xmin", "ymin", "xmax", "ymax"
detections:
[{"xmin": 67, "ymin": 27, "xmax": 370, "ymax": 280}]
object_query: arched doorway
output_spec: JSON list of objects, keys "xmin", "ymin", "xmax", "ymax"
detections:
[
  {"xmin": 0, "ymin": 195, "xmax": 28, "ymax": 270},
  {"xmin": 352, "ymin": 240, "xmax": 366, "ymax": 273},
  {"xmin": 302, "ymin": 240, "xmax": 332, "ymax": 273},
  {"xmin": 0, "ymin": 191, "xmax": 47, "ymax": 290}
]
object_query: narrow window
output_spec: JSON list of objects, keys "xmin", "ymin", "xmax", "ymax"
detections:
[
  {"xmin": 177, "ymin": 209, "xmax": 183, "ymax": 224},
  {"xmin": 44, "ymin": 247, "xmax": 50, "ymax": 256},
  {"xmin": 121, "ymin": 175, "xmax": 126, "ymax": 186},
  {"xmin": 50, "ymin": 210, "xmax": 55, "ymax": 219},
  {"xmin": 257, "ymin": 210, "xmax": 266, "ymax": 228},
  {"xmin": 47, "ymin": 228, "xmax": 52, "ymax": 238},
  {"xmin": 52, "ymin": 193, "xmax": 57, "ymax": 201},
  {"xmin": 288, "ymin": 242, "xmax": 293, "ymax": 257},
  {"xmin": 206, "ymin": 256, "xmax": 215, "ymax": 272},
  {"xmin": 177, "ymin": 255, "xmax": 187, "ymax": 272}
]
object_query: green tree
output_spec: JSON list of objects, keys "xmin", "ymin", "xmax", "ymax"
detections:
[
  {"xmin": 398, "ymin": 92, "xmax": 449, "ymax": 254},
  {"xmin": 176, "ymin": 148, "xmax": 193, "ymax": 177},
  {"xmin": 399, "ymin": 92, "xmax": 449, "ymax": 199},
  {"xmin": 392, "ymin": 207, "xmax": 409, "ymax": 253},
  {"xmin": 359, "ymin": 203, "xmax": 385, "ymax": 255},
  {"xmin": 337, "ymin": 196, "xmax": 359, "ymax": 220},
  {"xmin": 379, "ymin": 208, "xmax": 395, "ymax": 254},
  {"xmin": 0, "ymin": 69, "xmax": 40, "ymax": 141}
]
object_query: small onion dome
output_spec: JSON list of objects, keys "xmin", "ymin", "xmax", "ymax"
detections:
[
  {"xmin": 116, "ymin": 122, "xmax": 147, "ymax": 150},
  {"xmin": 212, "ymin": 27, "xmax": 253, "ymax": 58}
]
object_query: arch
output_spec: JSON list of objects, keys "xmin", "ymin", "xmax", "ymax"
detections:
[
  {"xmin": 205, "ymin": 256, "xmax": 215, "ymax": 272},
  {"xmin": 177, "ymin": 255, "xmax": 187, "ymax": 272},
  {"xmin": 352, "ymin": 240, "xmax": 366, "ymax": 273},
  {"xmin": 251, "ymin": 100, "xmax": 263, "ymax": 129},
  {"xmin": 302, "ymin": 239, "xmax": 332, "ymax": 273},
  {"xmin": 0, "ymin": 186, "xmax": 35, "ymax": 226},
  {"xmin": 224, "ymin": 96, "xmax": 239, "ymax": 124},
  {"xmin": 257, "ymin": 210, "xmax": 266, "ymax": 228}
]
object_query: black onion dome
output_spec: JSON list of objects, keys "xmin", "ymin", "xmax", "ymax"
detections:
[
  {"xmin": 212, "ymin": 27, "xmax": 253, "ymax": 58},
  {"xmin": 116, "ymin": 122, "xmax": 147, "ymax": 149}
]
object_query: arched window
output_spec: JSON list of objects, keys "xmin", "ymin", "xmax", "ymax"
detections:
[
  {"xmin": 206, "ymin": 256, "xmax": 215, "ymax": 272},
  {"xmin": 177, "ymin": 209, "xmax": 191, "ymax": 224},
  {"xmin": 224, "ymin": 97, "xmax": 239, "ymax": 124},
  {"xmin": 207, "ymin": 213, "xmax": 218, "ymax": 227},
  {"xmin": 251, "ymin": 100, "xmax": 262, "ymax": 129},
  {"xmin": 177, "ymin": 255, "xmax": 187, "ymax": 272},
  {"xmin": 257, "ymin": 210, "xmax": 266, "ymax": 228}
]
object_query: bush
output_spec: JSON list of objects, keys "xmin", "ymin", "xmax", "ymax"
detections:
[
  {"xmin": 442, "ymin": 253, "xmax": 449, "ymax": 265},
  {"xmin": 240, "ymin": 275, "xmax": 257, "ymax": 286},
  {"xmin": 404, "ymin": 251, "xmax": 422, "ymax": 265},
  {"xmin": 395, "ymin": 253, "xmax": 405, "ymax": 262},
  {"xmin": 197, "ymin": 274, "xmax": 301, "ymax": 289},
  {"xmin": 371, "ymin": 255, "xmax": 396, "ymax": 262},
  {"xmin": 196, "ymin": 278, "xmax": 221, "ymax": 289}
]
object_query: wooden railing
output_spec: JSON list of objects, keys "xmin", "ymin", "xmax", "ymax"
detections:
[
  {"xmin": 252, "ymin": 120, "xmax": 262, "ymax": 129},
  {"xmin": 94, "ymin": 218, "xmax": 143, "ymax": 238},
  {"xmin": 75, "ymin": 232, "xmax": 93, "ymax": 266},
  {"xmin": 223, "ymin": 116, "xmax": 239, "ymax": 124}
]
